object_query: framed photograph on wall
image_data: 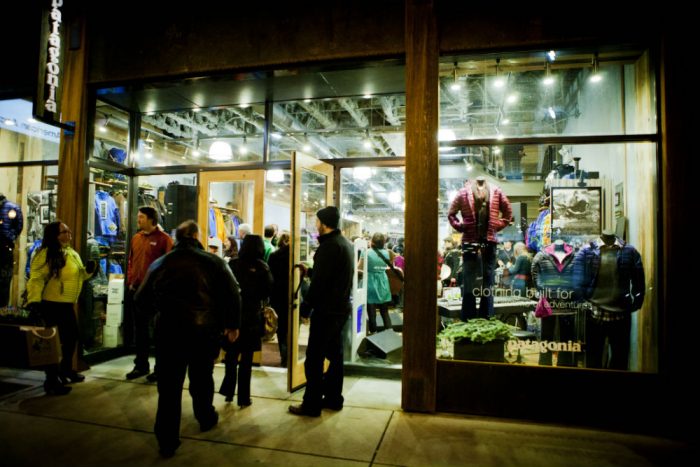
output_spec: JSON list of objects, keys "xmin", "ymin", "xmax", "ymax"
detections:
[
  {"xmin": 39, "ymin": 204, "xmax": 50, "ymax": 225},
  {"xmin": 551, "ymin": 187, "xmax": 602, "ymax": 237}
]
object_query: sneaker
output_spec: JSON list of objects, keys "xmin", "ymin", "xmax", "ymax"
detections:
[
  {"xmin": 288, "ymin": 404, "xmax": 321, "ymax": 417},
  {"xmin": 125, "ymin": 367, "xmax": 149, "ymax": 380}
]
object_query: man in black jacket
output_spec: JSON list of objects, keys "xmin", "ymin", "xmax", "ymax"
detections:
[
  {"xmin": 135, "ymin": 220, "xmax": 241, "ymax": 457},
  {"xmin": 289, "ymin": 206, "xmax": 354, "ymax": 417}
]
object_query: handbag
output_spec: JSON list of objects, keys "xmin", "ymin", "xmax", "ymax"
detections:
[
  {"xmin": 261, "ymin": 305, "xmax": 278, "ymax": 341},
  {"xmin": 373, "ymin": 247, "xmax": 404, "ymax": 295},
  {"xmin": 535, "ymin": 295, "xmax": 553, "ymax": 318}
]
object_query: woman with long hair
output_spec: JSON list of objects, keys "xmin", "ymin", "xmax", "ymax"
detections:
[
  {"xmin": 366, "ymin": 232, "xmax": 393, "ymax": 334},
  {"xmin": 219, "ymin": 234, "xmax": 272, "ymax": 406},
  {"xmin": 27, "ymin": 221, "xmax": 95, "ymax": 395}
]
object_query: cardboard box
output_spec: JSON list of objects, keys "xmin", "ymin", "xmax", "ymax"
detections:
[
  {"xmin": 105, "ymin": 303, "xmax": 123, "ymax": 326},
  {"xmin": 103, "ymin": 325, "xmax": 123, "ymax": 348},
  {"xmin": 107, "ymin": 276, "xmax": 125, "ymax": 304}
]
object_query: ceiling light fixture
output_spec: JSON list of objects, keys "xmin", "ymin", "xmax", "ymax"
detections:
[
  {"xmin": 450, "ymin": 62, "xmax": 461, "ymax": 91},
  {"xmin": 267, "ymin": 169, "xmax": 284, "ymax": 182},
  {"xmin": 3, "ymin": 117, "xmax": 16, "ymax": 126},
  {"xmin": 302, "ymin": 133, "xmax": 311, "ymax": 152},
  {"xmin": 99, "ymin": 115, "xmax": 110, "ymax": 133},
  {"xmin": 502, "ymin": 118, "xmax": 510, "ymax": 125},
  {"xmin": 589, "ymin": 53, "xmax": 602, "ymax": 83},
  {"xmin": 543, "ymin": 61, "xmax": 555, "ymax": 86},
  {"xmin": 239, "ymin": 135, "xmax": 248, "ymax": 155},
  {"xmin": 363, "ymin": 130, "xmax": 372, "ymax": 149},
  {"xmin": 209, "ymin": 140, "xmax": 233, "ymax": 161},
  {"xmin": 493, "ymin": 58, "xmax": 505, "ymax": 89},
  {"xmin": 547, "ymin": 50, "xmax": 557, "ymax": 62},
  {"xmin": 548, "ymin": 106, "xmax": 557, "ymax": 119},
  {"xmin": 353, "ymin": 166, "xmax": 372, "ymax": 180}
]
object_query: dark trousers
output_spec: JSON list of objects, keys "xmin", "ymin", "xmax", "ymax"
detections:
[
  {"xmin": 0, "ymin": 242, "xmax": 14, "ymax": 308},
  {"xmin": 43, "ymin": 301, "xmax": 78, "ymax": 379},
  {"xmin": 154, "ymin": 341, "xmax": 218, "ymax": 449},
  {"xmin": 367, "ymin": 303, "xmax": 391, "ymax": 333},
  {"xmin": 586, "ymin": 314, "xmax": 631, "ymax": 370},
  {"xmin": 126, "ymin": 288, "xmax": 152, "ymax": 370},
  {"xmin": 461, "ymin": 242, "xmax": 497, "ymax": 321},
  {"xmin": 272, "ymin": 298, "xmax": 288, "ymax": 367},
  {"xmin": 539, "ymin": 314, "xmax": 577, "ymax": 367},
  {"xmin": 220, "ymin": 344, "xmax": 253, "ymax": 404},
  {"xmin": 303, "ymin": 312, "xmax": 348, "ymax": 411}
]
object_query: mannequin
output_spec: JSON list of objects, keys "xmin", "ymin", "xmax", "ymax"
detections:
[
  {"xmin": 574, "ymin": 229, "xmax": 645, "ymax": 370},
  {"xmin": 448, "ymin": 176, "xmax": 512, "ymax": 320},
  {"xmin": 1, "ymin": 193, "xmax": 25, "ymax": 307},
  {"xmin": 531, "ymin": 238, "xmax": 578, "ymax": 367}
]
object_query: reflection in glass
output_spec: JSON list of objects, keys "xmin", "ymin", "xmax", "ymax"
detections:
[{"xmin": 207, "ymin": 181, "xmax": 254, "ymax": 255}]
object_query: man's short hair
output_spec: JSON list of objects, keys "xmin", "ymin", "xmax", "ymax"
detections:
[
  {"xmin": 264, "ymin": 225, "xmax": 275, "ymax": 238},
  {"xmin": 139, "ymin": 206, "xmax": 158, "ymax": 225},
  {"xmin": 175, "ymin": 220, "xmax": 199, "ymax": 241}
]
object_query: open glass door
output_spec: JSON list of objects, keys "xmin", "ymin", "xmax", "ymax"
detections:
[
  {"xmin": 197, "ymin": 170, "xmax": 266, "ymax": 252},
  {"xmin": 288, "ymin": 152, "xmax": 334, "ymax": 391}
]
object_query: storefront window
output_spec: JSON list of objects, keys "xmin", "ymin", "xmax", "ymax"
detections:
[
  {"xmin": 438, "ymin": 49, "xmax": 656, "ymax": 140},
  {"xmin": 1, "ymin": 99, "xmax": 59, "ymax": 320},
  {"xmin": 271, "ymin": 94, "xmax": 406, "ymax": 160},
  {"xmin": 436, "ymin": 47, "xmax": 658, "ymax": 373},
  {"xmin": 92, "ymin": 99, "xmax": 129, "ymax": 165},
  {"xmin": 134, "ymin": 104, "xmax": 265, "ymax": 167},
  {"xmin": 339, "ymin": 166, "xmax": 405, "ymax": 366},
  {"xmin": 83, "ymin": 168, "xmax": 130, "ymax": 351}
]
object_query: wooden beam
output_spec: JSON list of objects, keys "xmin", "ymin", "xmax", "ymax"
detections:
[
  {"xmin": 402, "ymin": 0, "xmax": 438, "ymax": 413},
  {"xmin": 57, "ymin": 13, "xmax": 88, "ymax": 251}
]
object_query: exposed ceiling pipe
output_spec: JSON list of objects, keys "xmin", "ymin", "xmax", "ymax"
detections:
[
  {"xmin": 272, "ymin": 104, "xmax": 343, "ymax": 157},
  {"xmin": 379, "ymin": 97, "xmax": 401, "ymax": 126},
  {"xmin": 297, "ymin": 102, "xmax": 337, "ymax": 129},
  {"xmin": 338, "ymin": 98, "xmax": 368, "ymax": 127}
]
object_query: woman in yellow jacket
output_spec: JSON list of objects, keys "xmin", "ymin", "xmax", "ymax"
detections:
[{"xmin": 27, "ymin": 221, "xmax": 95, "ymax": 395}]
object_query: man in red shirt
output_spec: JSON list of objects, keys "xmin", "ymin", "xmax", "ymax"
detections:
[{"xmin": 126, "ymin": 207, "xmax": 173, "ymax": 380}]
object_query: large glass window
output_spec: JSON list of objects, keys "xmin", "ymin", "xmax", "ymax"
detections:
[
  {"xmin": 340, "ymin": 166, "xmax": 405, "ymax": 367},
  {"xmin": 271, "ymin": 94, "xmax": 406, "ymax": 160},
  {"xmin": 93, "ymin": 99, "xmax": 129, "ymax": 165},
  {"xmin": 135, "ymin": 104, "xmax": 265, "ymax": 168},
  {"xmin": 1, "ymin": 99, "xmax": 59, "ymax": 320},
  {"xmin": 436, "ymin": 47, "xmax": 658, "ymax": 373},
  {"xmin": 438, "ymin": 49, "xmax": 656, "ymax": 139}
]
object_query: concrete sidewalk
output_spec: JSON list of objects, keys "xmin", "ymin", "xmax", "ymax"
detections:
[{"xmin": 0, "ymin": 357, "xmax": 690, "ymax": 466}]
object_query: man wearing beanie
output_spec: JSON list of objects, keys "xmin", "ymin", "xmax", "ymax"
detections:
[{"xmin": 289, "ymin": 206, "xmax": 354, "ymax": 417}]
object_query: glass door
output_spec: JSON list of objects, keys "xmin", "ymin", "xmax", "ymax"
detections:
[{"xmin": 288, "ymin": 152, "xmax": 334, "ymax": 391}]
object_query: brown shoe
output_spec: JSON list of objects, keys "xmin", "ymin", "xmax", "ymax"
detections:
[{"xmin": 288, "ymin": 404, "xmax": 320, "ymax": 417}]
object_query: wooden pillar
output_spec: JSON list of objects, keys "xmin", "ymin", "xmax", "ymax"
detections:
[
  {"xmin": 402, "ymin": 0, "xmax": 438, "ymax": 413},
  {"xmin": 57, "ymin": 12, "xmax": 88, "ymax": 250}
]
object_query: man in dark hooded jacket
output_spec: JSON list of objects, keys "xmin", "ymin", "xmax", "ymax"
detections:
[
  {"xmin": 135, "ymin": 220, "xmax": 241, "ymax": 457},
  {"xmin": 289, "ymin": 206, "xmax": 354, "ymax": 417}
]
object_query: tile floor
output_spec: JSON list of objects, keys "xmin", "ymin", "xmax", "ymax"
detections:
[{"xmin": 0, "ymin": 357, "xmax": 691, "ymax": 466}]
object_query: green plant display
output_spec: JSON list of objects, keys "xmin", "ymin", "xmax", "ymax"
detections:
[{"xmin": 437, "ymin": 318, "xmax": 515, "ymax": 344}]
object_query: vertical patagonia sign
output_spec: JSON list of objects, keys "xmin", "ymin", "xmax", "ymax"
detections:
[{"xmin": 34, "ymin": 0, "xmax": 65, "ymax": 127}]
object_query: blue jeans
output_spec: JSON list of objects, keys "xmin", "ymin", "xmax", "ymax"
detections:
[{"xmin": 461, "ymin": 242, "xmax": 497, "ymax": 321}]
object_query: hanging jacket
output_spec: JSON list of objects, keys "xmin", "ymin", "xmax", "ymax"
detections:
[
  {"xmin": 573, "ymin": 237, "xmax": 645, "ymax": 313},
  {"xmin": 0, "ymin": 197, "xmax": 24, "ymax": 243},
  {"xmin": 94, "ymin": 191, "xmax": 120, "ymax": 239},
  {"xmin": 447, "ymin": 181, "xmax": 512, "ymax": 243}
]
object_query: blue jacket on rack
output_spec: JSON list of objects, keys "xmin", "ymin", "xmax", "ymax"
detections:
[
  {"xmin": 573, "ymin": 238, "xmax": 645, "ymax": 313},
  {"xmin": 0, "ymin": 197, "xmax": 23, "ymax": 243},
  {"xmin": 94, "ymin": 190, "xmax": 120, "ymax": 240}
]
